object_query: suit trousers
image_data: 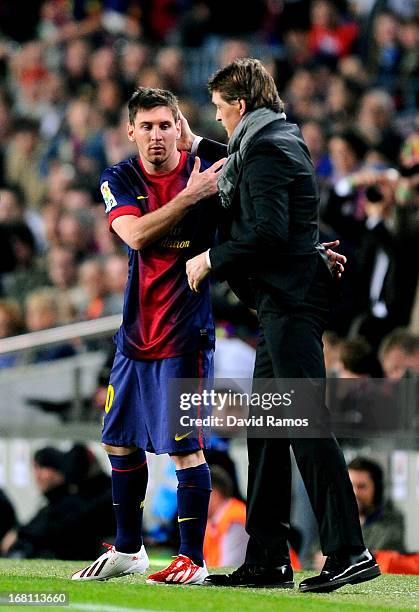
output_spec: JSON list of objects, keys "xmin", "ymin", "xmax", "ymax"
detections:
[{"xmin": 245, "ymin": 262, "xmax": 365, "ymax": 566}]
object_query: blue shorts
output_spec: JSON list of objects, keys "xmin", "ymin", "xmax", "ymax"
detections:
[{"xmin": 102, "ymin": 349, "xmax": 213, "ymax": 454}]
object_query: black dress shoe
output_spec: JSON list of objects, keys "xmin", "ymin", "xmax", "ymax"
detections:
[
  {"xmin": 204, "ymin": 563, "xmax": 294, "ymax": 588},
  {"xmin": 299, "ymin": 549, "xmax": 381, "ymax": 593}
]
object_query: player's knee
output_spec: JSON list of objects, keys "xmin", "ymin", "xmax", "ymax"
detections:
[
  {"xmin": 170, "ymin": 450, "xmax": 205, "ymax": 469},
  {"xmin": 102, "ymin": 443, "xmax": 138, "ymax": 456}
]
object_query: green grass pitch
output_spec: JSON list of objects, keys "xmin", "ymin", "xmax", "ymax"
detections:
[{"xmin": 0, "ymin": 559, "xmax": 418, "ymax": 611}]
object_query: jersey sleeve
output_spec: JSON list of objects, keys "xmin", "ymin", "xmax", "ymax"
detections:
[
  {"xmin": 100, "ymin": 167, "xmax": 142, "ymax": 228},
  {"xmin": 197, "ymin": 138, "xmax": 227, "ymax": 163}
]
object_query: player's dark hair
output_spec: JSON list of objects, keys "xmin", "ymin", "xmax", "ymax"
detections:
[
  {"xmin": 207, "ymin": 58, "xmax": 284, "ymax": 113},
  {"xmin": 128, "ymin": 87, "xmax": 179, "ymax": 124},
  {"xmin": 348, "ymin": 457, "xmax": 384, "ymax": 507}
]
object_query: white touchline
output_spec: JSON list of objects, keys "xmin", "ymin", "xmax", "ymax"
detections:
[{"xmin": 69, "ymin": 605, "xmax": 174, "ymax": 612}]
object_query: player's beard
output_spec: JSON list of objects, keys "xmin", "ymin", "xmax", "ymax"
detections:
[{"xmin": 147, "ymin": 149, "xmax": 168, "ymax": 168}]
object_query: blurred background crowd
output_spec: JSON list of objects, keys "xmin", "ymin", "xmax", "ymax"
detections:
[
  {"xmin": 0, "ymin": 0, "xmax": 418, "ymax": 571},
  {"xmin": 0, "ymin": 0, "xmax": 418, "ymax": 379}
]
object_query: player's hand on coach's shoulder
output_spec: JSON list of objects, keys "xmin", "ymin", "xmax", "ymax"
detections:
[{"xmin": 184, "ymin": 156, "xmax": 226, "ymax": 202}]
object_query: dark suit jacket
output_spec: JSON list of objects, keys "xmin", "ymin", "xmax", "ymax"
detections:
[
  {"xmin": 357, "ymin": 215, "xmax": 417, "ymax": 327},
  {"xmin": 199, "ymin": 120, "xmax": 330, "ymax": 308}
]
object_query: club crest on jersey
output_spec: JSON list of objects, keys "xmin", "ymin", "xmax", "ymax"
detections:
[{"xmin": 101, "ymin": 181, "xmax": 118, "ymax": 212}]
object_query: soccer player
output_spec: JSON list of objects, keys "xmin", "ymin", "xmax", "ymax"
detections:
[{"xmin": 72, "ymin": 87, "xmax": 225, "ymax": 585}]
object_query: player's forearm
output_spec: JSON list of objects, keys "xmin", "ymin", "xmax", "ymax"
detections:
[{"xmin": 120, "ymin": 189, "xmax": 198, "ymax": 250}]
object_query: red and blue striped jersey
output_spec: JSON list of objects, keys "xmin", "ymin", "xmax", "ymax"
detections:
[{"xmin": 100, "ymin": 151, "xmax": 219, "ymax": 360}]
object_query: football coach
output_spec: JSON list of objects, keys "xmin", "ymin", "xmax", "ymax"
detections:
[{"xmin": 186, "ymin": 58, "xmax": 381, "ymax": 592}]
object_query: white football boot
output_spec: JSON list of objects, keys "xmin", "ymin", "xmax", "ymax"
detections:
[{"xmin": 72, "ymin": 543, "xmax": 149, "ymax": 581}]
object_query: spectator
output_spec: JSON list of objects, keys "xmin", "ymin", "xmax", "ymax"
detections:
[
  {"xmin": 308, "ymin": 0, "xmax": 359, "ymax": 61},
  {"xmin": 324, "ymin": 74, "xmax": 361, "ymax": 131},
  {"xmin": 336, "ymin": 337, "xmax": 380, "ymax": 377},
  {"xmin": 332, "ymin": 337, "xmax": 391, "ymax": 438},
  {"xmin": 103, "ymin": 254, "xmax": 127, "ymax": 307},
  {"xmin": 92, "ymin": 210, "xmax": 124, "ymax": 256},
  {"xmin": 217, "ymin": 38, "xmax": 250, "ymax": 69},
  {"xmin": 356, "ymin": 89, "xmax": 402, "ymax": 163},
  {"xmin": 43, "ymin": 161, "xmax": 76, "ymax": 208},
  {"xmin": 9, "ymin": 42, "xmax": 49, "ymax": 118},
  {"xmin": 203, "ymin": 466, "xmax": 248, "ymax": 567},
  {"xmin": 4, "ymin": 117, "xmax": 46, "ymax": 208},
  {"xmin": 0, "ymin": 221, "xmax": 45, "ymax": 305},
  {"xmin": 397, "ymin": 17, "xmax": 419, "ymax": 111},
  {"xmin": 0, "ymin": 298, "xmax": 24, "ymax": 368},
  {"xmin": 0, "ymin": 184, "xmax": 46, "ymax": 253},
  {"xmin": 321, "ymin": 129, "xmax": 368, "ymax": 245},
  {"xmin": 24, "ymin": 288, "xmax": 75, "ymax": 362},
  {"xmin": 367, "ymin": 11, "xmax": 401, "ymax": 92},
  {"xmin": 64, "ymin": 443, "xmax": 115, "ymax": 540},
  {"xmin": 1, "ymin": 446, "xmax": 100, "ymax": 559},
  {"xmin": 120, "ymin": 42, "xmax": 150, "ymax": 97},
  {"xmin": 301, "ymin": 119, "xmax": 332, "ymax": 183},
  {"xmin": 285, "ymin": 67, "xmax": 323, "ymax": 123},
  {"xmin": 0, "ymin": 299, "xmax": 23, "ymax": 338},
  {"xmin": 313, "ymin": 455, "xmax": 405, "ymax": 569},
  {"xmin": 96, "ymin": 79, "xmax": 123, "ymax": 125},
  {"xmin": 61, "ymin": 185, "xmax": 95, "ymax": 213},
  {"xmin": 396, "ymin": 131, "xmax": 419, "ymax": 210},
  {"xmin": 348, "ymin": 457, "xmax": 405, "ymax": 552},
  {"xmin": 62, "ymin": 38, "xmax": 93, "ymax": 98},
  {"xmin": 77, "ymin": 258, "xmax": 122, "ymax": 320},
  {"xmin": 46, "ymin": 246, "xmax": 85, "ymax": 313},
  {"xmin": 177, "ymin": 2, "xmax": 212, "ymax": 48},
  {"xmin": 378, "ymin": 328, "xmax": 419, "ymax": 379},
  {"xmin": 88, "ymin": 46, "xmax": 118, "ymax": 87},
  {"xmin": 56, "ymin": 210, "xmax": 96, "ymax": 260},
  {"xmin": 155, "ymin": 47, "xmax": 186, "ymax": 96},
  {"xmin": 43, "ymin": 97, "xmax": 107, "ymax": 186},
  {"xmin": 338, "ymin": 53, "xmax": 370, "ymax": 89},
  {"xmin": 323, "ymin": 330, "xmax": 341, "ymax": 376},
  {"xmin": 352, "ymin": 178, "xmax": 417, "ymax": 348},
  {"xmin": 0, "ymin": 489, "xmax": 16, "ymax": 546}
]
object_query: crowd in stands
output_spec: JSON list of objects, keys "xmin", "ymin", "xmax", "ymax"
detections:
[
  {"xmin": 0, "ymin": 1, "xmax": 417, "ymax": 373},
  {"xmin": 0, "ymin": 443, "xmax": 114, "ymax": 560},
  {"xmin": 0, "ymin": 2, "xmax": 417, "ymax": 430}
]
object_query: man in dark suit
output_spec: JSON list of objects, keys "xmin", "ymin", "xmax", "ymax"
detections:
[{"xmin": 186, "ymin": 58, "xmax": 380, "ymax": 593}]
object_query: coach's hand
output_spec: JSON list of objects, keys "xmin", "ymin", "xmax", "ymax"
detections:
[
  {"xmin": 186, "ymin": 252, "xmax": 210, "ymax": 293},
  {"xmin": 185, "ymin": 156, "xmax": 226, "ymax": 201},
  {"xmin": 322, "ymin": 240, "xmax": 347, "ymax": 279},
  {"xmin": 177, "ymin": 110, "xmax": 197, "ymax": 151}
]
